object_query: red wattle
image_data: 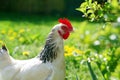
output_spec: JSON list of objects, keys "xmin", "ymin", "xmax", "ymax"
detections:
[
  {"xmin": 62, "ymin": 32, "xmax": 70, "ymax": 40},
  {"xmin": 58, "ymin": 30, "xmax": 70, "ymax": 40}
]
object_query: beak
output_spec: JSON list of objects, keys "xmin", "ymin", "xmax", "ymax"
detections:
[{"xmin": 70, "ymin": 27, "xmax": 75, "ymax": 33}]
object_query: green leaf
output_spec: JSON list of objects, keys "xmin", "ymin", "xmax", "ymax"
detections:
[
  {"xmin": 85, "ymin": 50, "xmax": 91, "ymax": 58},
  {"xmin": 89, "ymin": 13, "xmax": 95, "ymax": 19},
  {"xmin": 98, "ymin": 10, "xmax": 103, "ymax": 17},
  {"xmin": 87, "ymin": 61, "xmax": 98, "ymax": 80},
  {"xmin": 111, "ymin": 0, "xmax": 119, "ymax": 8},
  {"xmin": 80, "ymin": 2, "xmax": 88, "ymax": 8},
  {"xmin": 89, "ymin": 0, "xmax": 92, "ymax": 4},
  {"xmin": 76, "ymin": 8, "xmax": 86, "ymax": 13},
  {"xmin": 87, "ymin": 10, "xmax": 94, "ymax": 14}
]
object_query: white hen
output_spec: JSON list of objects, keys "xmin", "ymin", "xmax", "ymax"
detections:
[{"xmin": 0, "ymin": 18, "xmax": 73, "ymax": 80}]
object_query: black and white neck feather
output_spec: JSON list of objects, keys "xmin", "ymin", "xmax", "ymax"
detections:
[{"xmin": 39, "ymin": 24, "xmax": 64, "ymax": 63}]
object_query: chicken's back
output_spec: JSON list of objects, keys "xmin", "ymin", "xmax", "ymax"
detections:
[{"xmin": 0, "ymin": 57, "xmax": 53, "ymax": 80}]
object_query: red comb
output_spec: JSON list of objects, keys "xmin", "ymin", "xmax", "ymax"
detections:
[{"xmin": 58, "ymin": 18, "xmax": 73, "ymax": 31}]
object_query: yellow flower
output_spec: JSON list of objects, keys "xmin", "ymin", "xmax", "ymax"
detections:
[
  {"xmin": 19, "ymin": 37, "xmax": 24, "ymax": 42},
  {"xmin": 64, "ymin": 45, "xmax": 73, "ymax": 56},
  {"xmin": 12, "ymin": 32, "xmax": 17, "ymax": 37},
  {"xmin": 1, "ymin": 30, "xmax": 6, "ymax": 34},
  {"xmin": 0, "ymin": 40, "xmax": 3, "ymax": 44},
  {"xmin": 74, "ymin": 49, "xmax": 84, "ymax": 55},
  {"xmin": 64, "ymin": 52, "xmax": 72, "ymax": 56},
  {"xmin": 19, "ymin": 29, "xmax": 25, "ymax": 33},
  {"xmin": 22, "ymin": 51, "xmax": 30, "ymax": 56},
  {"xmin": 64, "ymin": 45, "xmax": 75, "ymax": 56},
  {"xmin": 9, "ymin": 36, "xmax": 15, "ymax": 41},
  {"xmin": 64, "ymin": 45, "xmax": 84, "ymax": 57},
  {"xmin": 8, "ymin": 29, "xmax": 14, "ymax": 35}
]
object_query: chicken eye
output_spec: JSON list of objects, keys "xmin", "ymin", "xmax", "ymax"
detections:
[{"xmin": 61, "ymin": 26, "xmax": 68, "ymax": 32}]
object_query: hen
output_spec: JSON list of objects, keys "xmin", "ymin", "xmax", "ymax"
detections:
[{"xmin": 0, "ymin": 18, "xmax": 73, "ymax": 80}]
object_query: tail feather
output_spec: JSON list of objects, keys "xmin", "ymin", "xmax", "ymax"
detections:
[
  {"xmin": 0, "ymin": 44, "xmax": 9, "ymax": 57},
  {"xmin": 0, "ymin": 44, "xmax": 13, "ymax": 70},
  {"xmin": 2, "ymin": 44, "xmax": 7, "ymax": 51}
]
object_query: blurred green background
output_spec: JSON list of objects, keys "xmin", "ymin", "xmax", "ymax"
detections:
[{"xmin": 0, "ymin": 0, "xmax": 84, "ymax": 16}]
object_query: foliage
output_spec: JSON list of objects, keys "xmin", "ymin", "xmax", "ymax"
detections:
[
  {"xmin": 76, "ymin": 0, "xmax": 120, "ymax": 22},
  {"xmin": 76, "ymin": 0, "xmax": 120, "ymax": 79}
]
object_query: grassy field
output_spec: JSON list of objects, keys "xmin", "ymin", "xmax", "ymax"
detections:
[{"xmin": 0, "ymin": 14, "xmax": 120, "ymax": 80}]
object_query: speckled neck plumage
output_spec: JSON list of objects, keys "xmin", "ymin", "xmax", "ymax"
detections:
[{"xmin": 39, "ymin": 32, "xmax": 60, "ymax": 63}]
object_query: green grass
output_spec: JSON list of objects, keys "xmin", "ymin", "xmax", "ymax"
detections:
[{"xmin": 0, "ymin": 14, "xmax": 120, "ymax": 80}]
